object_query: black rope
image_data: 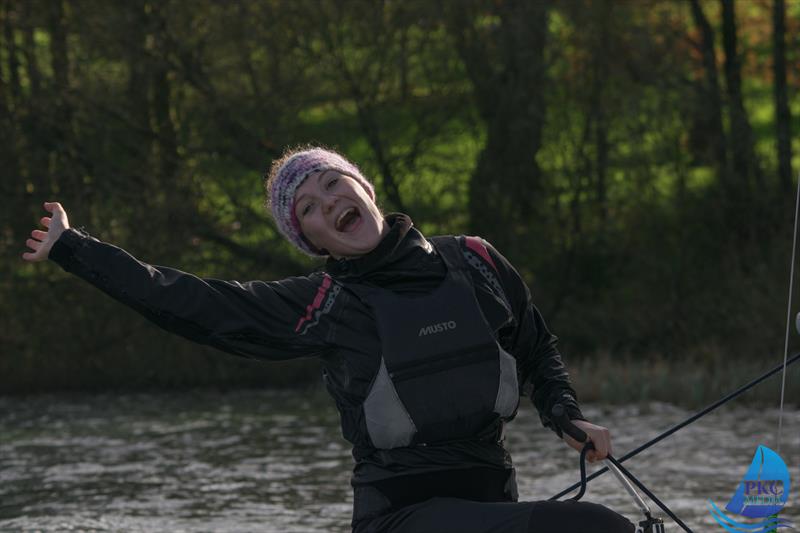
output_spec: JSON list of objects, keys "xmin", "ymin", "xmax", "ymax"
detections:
[
  {"xmin": 562, "ymin": 441, "xmax": 691, "ymax": 531},
  {"xmin": 568, "ymin": 445, "xmax": 591, "ymax": 501},
  {"xmin": 605, "ymin": 454, "xmax": 693, "ymax": 532},
  {"xmin": 550, "ymin": 351, "xmax": 800, "ymax": 501}
]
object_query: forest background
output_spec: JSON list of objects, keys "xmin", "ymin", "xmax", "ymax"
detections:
[{"xmin": 3, "ymin": 0, "xmax": 800, "ymax": 405}]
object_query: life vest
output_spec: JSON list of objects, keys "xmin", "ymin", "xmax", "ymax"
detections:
[{"xmin": 346, "ymin": 236, "xmax": 520, "ymax": 449}]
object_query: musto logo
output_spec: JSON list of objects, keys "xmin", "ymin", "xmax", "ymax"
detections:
[
  {"xmin": 708, "ymin": 445, "xmax": 794, "ymax": 532},
  {"xmin": 418, "ymin": 320, "xmax": 457, "ymax": 337}
]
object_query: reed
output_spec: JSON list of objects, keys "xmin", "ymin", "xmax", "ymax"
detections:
[{"xmin": 569, "ymin": 350, "xmax": 800, "ymax": 407}]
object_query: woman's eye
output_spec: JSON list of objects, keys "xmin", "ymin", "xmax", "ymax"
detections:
[
  {"xmin": 327, "ymin": 178, "xmax": 338, "ymax": 189},
  {"xmin": 301, "ymin": 203, "xmax": 313, "ymax": 217}
]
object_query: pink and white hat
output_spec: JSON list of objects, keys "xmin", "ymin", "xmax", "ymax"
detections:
[{"xmin": 267, "ymin": 147, "xmax": 375, "ymax": 256}]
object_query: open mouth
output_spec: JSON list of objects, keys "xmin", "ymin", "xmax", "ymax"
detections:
[{"xmin": 335, "ymin": 207, "xmax": 362, "ymax": 232}]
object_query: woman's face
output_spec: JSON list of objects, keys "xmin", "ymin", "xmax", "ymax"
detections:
[{"xmin": 294, "ymin": 170, "xmax": 388, "ymax": 259}]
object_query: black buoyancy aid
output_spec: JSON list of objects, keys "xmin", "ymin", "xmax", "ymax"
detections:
[{"xmin": 346, "ymin": 236, "xmax": 520, "ymax": 449}]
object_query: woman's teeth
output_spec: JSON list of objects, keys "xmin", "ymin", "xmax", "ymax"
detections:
[{"xmin": 336, "ymin": 207, "xmax": 359, "ymax": 232}]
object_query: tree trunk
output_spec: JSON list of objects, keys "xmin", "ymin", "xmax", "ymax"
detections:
[
  {"xmin": 3, "ymin": 0, "xmax": 20, "ymax": 109},
  {"xmin": 125, "ymin": 1, "xmax": 151, "ymax": 137},
  {"xmin": 149, "ymin": 7, "xmax": 178, "ymax": 186},
  {"xmin": 47, "ymin": 0, "xmax": 78, "ymax": 201},
  {"xmin": 446, "ymin": 0, "xmax": 549, "ymax": 255},
  {"xmin": 688, "ymin": 0, "xmax": 729, "ymax": 190},
  {"xmin": 591, "ymin": 10, "xmax": 610, "ymax": 226},
  {"xmin": 399, "ymin": 24, "xmax": 409, "ymax": 103},
  {"xmin": 720, "ymin": 0, "xmax": 763, "ymax": 195},
  {"xmin": 21, "ymin": 2, "xmax": 40, "ymax": 102},
  {"xmin": 18, "ymin": 0, "xmax": 47, "ymax": 212},
  {"xmin": 0, "ymin": 0, "xmax": 22, "ymax": 236},
  {"xmin": 773, "ymin": 0, "xmax": 792, "ymax": 193},
  {"xmin": 48, "ymin": 0, "xmax": 68, "ymax": 97}
]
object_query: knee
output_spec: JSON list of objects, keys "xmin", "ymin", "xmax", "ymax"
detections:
[
  {"xmin": 526, "ymin": 500, "xmax": 635, "ymax": 533},
  {"xmin": 570, "ymin": 502, "xmax": 635, "ymax": 533}
]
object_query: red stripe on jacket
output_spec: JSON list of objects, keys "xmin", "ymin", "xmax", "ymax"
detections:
[
  {"xmin": 295, "ymin": 274, "xmax": 333, "ymax": 332},
  {"xmin": 465, "ymin": 236, "xmax": 497, "ymax": 271}
]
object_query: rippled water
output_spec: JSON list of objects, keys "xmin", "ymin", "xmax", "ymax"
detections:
[{"xmin": 1, "ymin": 389, "xmax": 798, "ymax": 532}]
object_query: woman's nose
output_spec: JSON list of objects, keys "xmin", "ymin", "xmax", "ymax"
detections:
[{"xmin": 322, "ymin": 195, "xmax": 337, "ymax": 213}]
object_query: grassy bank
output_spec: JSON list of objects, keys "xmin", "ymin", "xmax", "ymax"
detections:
[{"xmin": 568, "ymin": 351, "xmax": 800, "ymax": 407}]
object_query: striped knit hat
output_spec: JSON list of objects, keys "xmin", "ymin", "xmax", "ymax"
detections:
[{"xmin": 267, "ymin": 147, "xmax": 375, "ymax": 256}]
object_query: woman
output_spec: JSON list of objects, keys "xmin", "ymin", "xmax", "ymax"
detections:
[{"xmin": 23, "ymin": 146, "xmax": 634, "ymax": 532}]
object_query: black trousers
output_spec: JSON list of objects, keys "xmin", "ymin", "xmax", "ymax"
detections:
[{"xmin": 354, "ymin": 497, "xmax": 636, "ymax": 533}]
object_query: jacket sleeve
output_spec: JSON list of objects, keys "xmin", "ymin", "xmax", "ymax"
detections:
[
  {"xmin": 482, "ymin": 239, "xmax": 586, "ymax": 437},
  {"xmin": 48, "ymin": 228, "xmax": 333, "ymax": 360}
]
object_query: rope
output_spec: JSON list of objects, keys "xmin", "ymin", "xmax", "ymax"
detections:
[
  {"xmin": 604, "ymin": 454, "xmax": 692, "ymax": 532},
  {"xmin": 560, "ymin": 440, "xmax": 692, "ymax": 531},
  {"xmin": 567, "ymin": 445, "xmax": 590, "ymax": 501},
  {"xmin": 777, "ymin": 170, "xmax": 800, "ymax": 454},
  {"xmin": 551, "ymin": 351, "xmax": 800, "ymax": 501}
]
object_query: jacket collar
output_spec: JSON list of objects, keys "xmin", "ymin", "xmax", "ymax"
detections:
[{"xmin": 324, "ymin": 213, "xmax": 433, "ymax": 280}]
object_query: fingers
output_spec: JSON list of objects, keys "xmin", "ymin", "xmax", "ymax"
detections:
[
  {"xmin": 43, "ymin": 201, "xmax": 63, "ymax": 214},
  {"xmin": 22, "ymin": 238, "xmax": 45, "ymax": 261},
  {"xmin": 42, "ymin": 201, "xmax": 69, "ymax": 230},
  {"xmin": 571, "ymin": 421, "xmax": 613, "ymax": 463},
  {"xmin": 22, "ymin": 203, "xmax": 63, "ymax": 262},
  {"xmin": 595, "ymin": 431, "xmax": 611, "ymax": 458},
  {"xmin": 21, "ymin": 249, "xmax": 45, "ymax": 262},
  {"xmin": 588, "ymin": 434, "xmax": 611, "ymax": 463},
  {"xmin": 25, "ymin": 238, "xmax": 41, "ymax": 252}
]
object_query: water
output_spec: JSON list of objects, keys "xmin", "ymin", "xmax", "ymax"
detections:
[{"xmin": 1, "ymin": 389, "xmax": 798, "ymax": 532}]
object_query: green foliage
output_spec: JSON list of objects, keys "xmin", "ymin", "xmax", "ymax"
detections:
[{"xmin": 1, "ymin": 0, "xmax": 798, "ymax": 402}]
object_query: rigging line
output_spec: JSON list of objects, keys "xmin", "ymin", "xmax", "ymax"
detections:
[
  {"xmin": 551, "ymin": 351, "xmax": 800, "ymax": 501},
  {"xmin": 604, "ymin": 455, "xmax": 693, "ymax": 532},
  {"xmin": 777, "ymin": 169, "xmax": 800, "ymax": 454}
]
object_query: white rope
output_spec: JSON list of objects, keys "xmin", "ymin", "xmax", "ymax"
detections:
[{"xmin": 777, "ymin": 170, "xmax": 800, "ymax": 454}]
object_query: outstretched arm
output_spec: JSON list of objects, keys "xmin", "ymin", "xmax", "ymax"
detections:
[{"xmin": 23, "ymin": 202, "xmax": 333, "ymax": 361}]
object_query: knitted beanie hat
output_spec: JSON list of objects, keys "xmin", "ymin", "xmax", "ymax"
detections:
[{"xmin": 267, "ymin": 147, "xmax": 376, "ymax": 256}]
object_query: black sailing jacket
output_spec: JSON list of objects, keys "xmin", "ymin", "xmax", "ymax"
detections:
[{"xmin": 49, "ymin": 213, "xmax": 584, "ymax": 486}]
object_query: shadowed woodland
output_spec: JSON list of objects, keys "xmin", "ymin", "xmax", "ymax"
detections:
[{"xmin": 2, "ymin": 0, "xmax": 800, "ymax": 402}]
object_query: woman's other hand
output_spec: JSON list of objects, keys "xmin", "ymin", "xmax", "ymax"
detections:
[
  {"xmin": 562, "ymin": 420, "xmax": 613, "ymax": 463},
  {"xmin": 22, "ymin": 202, "xmax": 71, "ymax": 262}
]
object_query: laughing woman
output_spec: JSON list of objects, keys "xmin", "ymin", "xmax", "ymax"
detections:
[{"xmin": 23, "ymin": 146, "xmax": 634, "ymax": 533}]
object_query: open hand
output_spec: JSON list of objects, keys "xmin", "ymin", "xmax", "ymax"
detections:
[
  {"xmin": 562, "ymin": 420, "xmax": 613, "ymax": 463},
  {"xmin": 22, "ymin": 202, "xmax": 70, "ymax": 262}
]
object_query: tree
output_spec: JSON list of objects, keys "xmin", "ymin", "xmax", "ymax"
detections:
[
  {"xmin": 720, "ymin": 0, "xmax": 764, "ymax": 198},
  {"xmin": 445, "ymin": 0, "xmax": 549, "ymax": 256},
  {"xmin": 688, "ymin": 0, "xmax": 730, "ymax": 190},
  {"xmin": 773, "ymin": 0, "xmax": 792, "ymax": 194}
]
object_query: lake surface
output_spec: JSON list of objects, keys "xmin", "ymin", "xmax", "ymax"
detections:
[{"xmin": 1, "ymin": 389, "xmax": 798, "ymax": 532}]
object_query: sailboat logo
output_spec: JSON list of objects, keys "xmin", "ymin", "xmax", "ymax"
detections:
[{"xmin": 708, "ymin": 445, "xmax": 794, "ymax": 532}]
